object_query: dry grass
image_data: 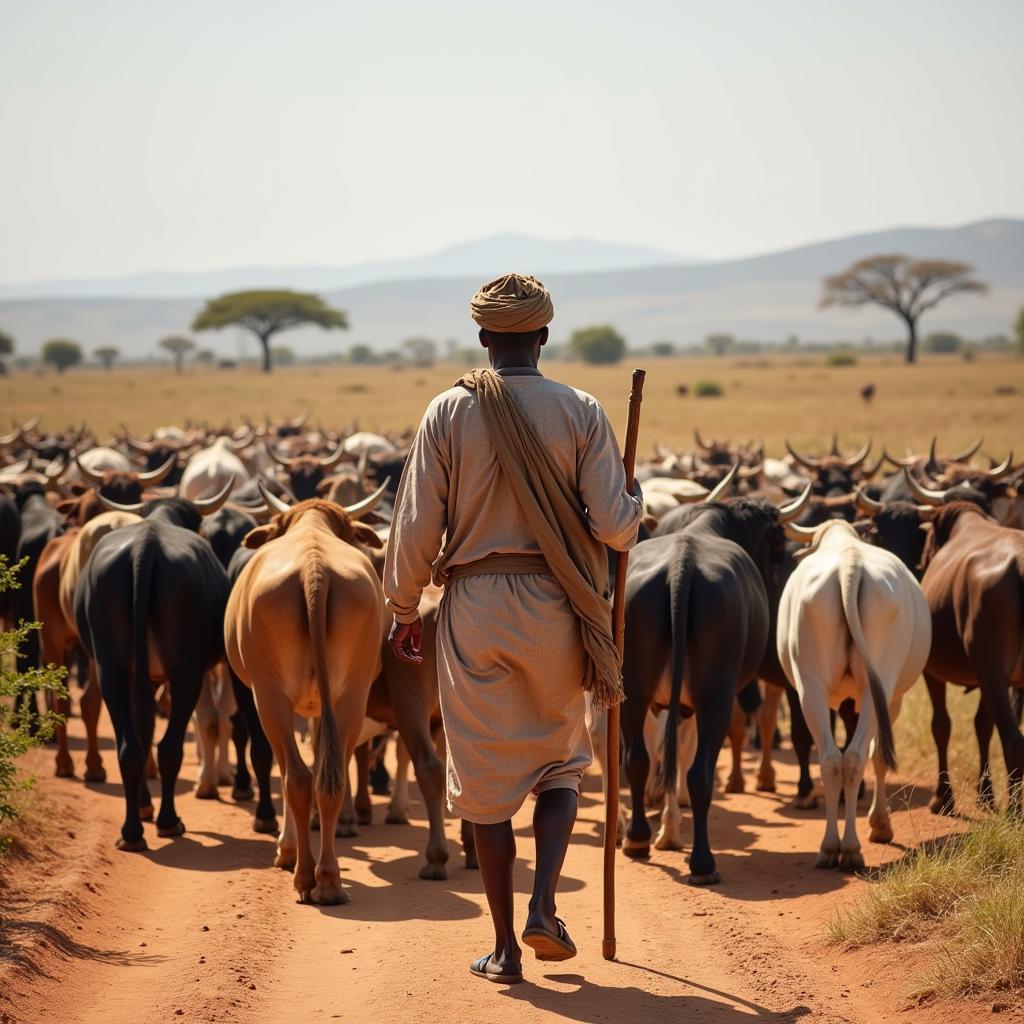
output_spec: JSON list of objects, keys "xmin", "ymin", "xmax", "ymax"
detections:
[
  {"xmin": 829, "ymin": 812, "xmax": 1024, "ymax": 1001},
  {"xmin": 1, "ymin": 351, "xmax": 1022, "ymax": 455}
]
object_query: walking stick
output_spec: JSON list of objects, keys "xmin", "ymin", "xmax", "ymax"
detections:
[{"xmin": 602, "ymin": 367, "xmax": 646, "ymax": 962}]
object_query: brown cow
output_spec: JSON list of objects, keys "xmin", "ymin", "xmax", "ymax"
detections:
[
  {"xmin": 920, "ymin": 502, "xmax": 1024, "ymax": 814},
  {"xmin": 225, "ymin": 494, "xmax": 387, "ymax": 905}
]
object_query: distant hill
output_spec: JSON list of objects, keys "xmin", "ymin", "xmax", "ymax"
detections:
[{"xmin": 1, "ymin": 219, "xmax": 1020, "ymax": 358}]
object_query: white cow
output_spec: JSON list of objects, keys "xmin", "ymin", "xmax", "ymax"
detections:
[
  {"xmin": 342, "ymin": 432, "xmax": 397, "ymax": 459},
  {"xmin": 180, "ymin": 437, "xmax": 249, "ymax": 501},
  {"xmin": 777, "ymin": 520, "xmax": 931, "ymax": 870}
]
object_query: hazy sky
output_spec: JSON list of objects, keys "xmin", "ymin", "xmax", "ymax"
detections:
[{"xmin": 2, "ymin": 0, "xmax": 1022, "ymax": 284}]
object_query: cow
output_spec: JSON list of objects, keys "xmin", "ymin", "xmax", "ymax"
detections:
[
  {"xmin": 916, "ymin": 502, "xmax": 1024, "ymax": 814},
  {"xmin": 265, "ymin": 442, "xmax": 348, "ymax": 501},
  {"xmin": 224, "ymin": 487, "xmax": 387, "ymax": 904},
  {"xmin": 777, "ymin": 519, "xmax": 931, "ymax": 870},
  {"xmin": 180, "ymin": 437, "xmax": 250, "ymax": 501},
  {"xmin": 74, "ymin": 483, "xmax": 233, "ymax": 850},
  {"xmin": 0, "ymin": 491, "xmax": 19, "ymax": 629}
]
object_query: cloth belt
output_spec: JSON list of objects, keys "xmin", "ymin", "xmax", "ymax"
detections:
[{"xmin": 446, "ymin": 554, "xmax": 552, "ymax": 582}]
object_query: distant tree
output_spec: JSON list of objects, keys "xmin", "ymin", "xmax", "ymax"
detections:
[
  {"xmin": 195, "ymin": 348, "xmax": 216, "ymax": 364},
  {"xmin": 1015, "ymin": 309, "xmax": 1024, "ymax": 359},
  {"xmin": 923, "ymin": 331, "xmax": 963, "ymax": 354},
  {"xmin": 704, "ymin": 333, "xmax": 735, "ymax": 357},
  {"xmin": 402, "ymin": 336, "xmax": 437, "ymax": 368},
  {"xmin": 350, "ymin": 344, "xmax": 375, "ymax": 365},
  {"xmin": 569, "ymin": 325, "xmax": 627, "ymax": 365},
  {"xmin": 0, "ymin": 329, "xmax": 12, "ymax": 374},
  {"xmin": 820, "ymin": 255, "xmax": 987, "ymax": 364},
  {"xmin": 650, "ymin": 340, "xmax": 675, "ymax": 357},
  {"xmin": 270, "ymin": 344, "xmax": 296, "ymax": 366},
  {"xmin": 159, "ymin": 334, "xmax": 196, "ymax": 374},
  {"xmin": 41, "ymin": 338, "xmax": 82, "ymax": 374},
  {"xmin": 93, "ymin": 345, "xmax": 120, "ymax": 370},
  {"xmin": 192, "ymin": 289, "xmax": 348, "ymax": 373}
]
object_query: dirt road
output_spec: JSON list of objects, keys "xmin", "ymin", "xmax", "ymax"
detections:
[{"xmin": 0, "ymin": 709, "xmax": 1005, "ymax": 1024}]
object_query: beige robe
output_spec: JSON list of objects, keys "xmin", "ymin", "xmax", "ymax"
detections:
[{"xmin": 383, "ymin": 366, "xmax": 642, "ymax": 824}]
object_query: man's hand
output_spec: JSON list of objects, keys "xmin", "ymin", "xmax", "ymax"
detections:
[{"xmin": 389, "ymin": 617, "xmax": 424, "ymax": 665}]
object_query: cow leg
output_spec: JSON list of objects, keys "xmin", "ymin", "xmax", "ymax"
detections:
[
  {"xmin": 214, "ymin": 667, "xmax": 236, "ymax": 787},
  {"xmin": 155, "ymin": 672, "xmax": 204, "ymax": 837},
  {"xmin": 100, "ymin": 666, "xmax": 149, "ymax": 852},
  {"xmin": 925, "ymin": 673, "xmax": 955, "ymax": 814},
  {"xmin": 837, "ymin": 698, "xmax": 865, "ymax": 803},
  {"xmin": 81, "ymin": 658, "xmax": 106, "ymax": 783},
  {"xmin": 642, "ymin": 710, "xmax": 665, "ymax": 809},
  {"xmin": 460, "ymin": 819, "xmax": 478, "ymax": 870},
  {"xmin": 386, "ymin": 735, "xmax": 411, "ymax": 824},
  {"xmin": 229, "ymin": 673, "xmax": 276, "ymax": 832},
  {"xmin": 974, "ymin": 696, "xmax": 996, "ymax": 809},
  {"xmin": 336, "ymin": 753, "xmax": 357, "ymax": 837},
  {"xmin": 48, "ymin": 647, "xmax": 75, "ymax": 778},
  {"xmin": 622, "ymin": 697, "xmax": 653, "ymax": 858},
  {"xmin": 724, "ymin": 700, "xmax": 746, "ymax": 793},
  {"xmin": 686, "ymin": 696, "xmax": 733, "ymax": 884},
  {"xmin": 797, "ymin": 683, "xmax": 843, "ymax": 869},
  {"xmin": 868, "ymin": 696, "xmax": 901, "ymax": 845},
  {"xmin": 978, "ymin": 672, "xmax": 1024, "ymax": 811},
  {"xmin": 787, "ymin": 687, "xmax": 817, "ymax": 809},
  {"xmin": 193, "ymin": 672, "xmax": 221, "ymax": 800},
  {"xmin": 354, "ymin": 742, "xmax": 373, "ymax": 826},
  {"xmin": 676, "ymin": 714, "xmax": 697, "ymax": 807},
  {"xmin": 230, "ymin": 710, "xmax": 254, "ymax": 802},
  {"xmin": 757, "ymin": 684, "xmax": 783, "ymax": 793}
]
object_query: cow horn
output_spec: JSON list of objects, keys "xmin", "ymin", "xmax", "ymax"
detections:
[
  {"xmin": 951, "ymin": 437, "xmax": 983, "ymax": 462},
  {"xmin": 904, "ymin": 467, "xmax": 946, "ymax": 506},
  {"xmin": 882, "ymin": 448, "xmax": 916, "ymax": 468},
  {"xmin": 777, "ymin": 481, "xmax": 813, "ymax": 523},
  {"xmin": 855, "ymin": 487, "xmax": 884, "ymax": 517},
  {"xmin": 924, "ymin": 436, "xmax": 940, "ymax": 476},
  {"xmin": 2, "ymin": 458, "xmax": 29, "ymax": 475},
  {"xmin": 704, "ymin": 462, "xmax": 738, "ymax": 503},
  {"xmin": 737, "ymin": 462, "xmax": 763, "ymax": 480},
  {"xmin": 986, "ymin": 451, "xmax": 1013, "ymax": 480},
  {"xmin": 343, "ymin": 479, "xmax": 390, "ymax": 520},
  {"xmin": 97, "ymin": 491, "xmax": 144, "ymax": 514},
  {"xmin": 694, "ymin": 429, "xmax": 712, "ymax": 451},
  {"xmin": 257, "ymin": 479, "xmax": 293, "ymax": 514},
  {"xmin": 44, "ymin": 456, "xmax": 68, "ymax": 481},
  {"xmin": 785, "ymin": 439, "xmax": 822, "ymax": 470},
  {"xmin": 136, "ymin": 453, "xmax": 177, "ymax": 486},
  {"xmin": 192, "ymin": 477, "xmax": 236, "ymax": 516},
  {"xmin": 228, "ymin": 428, "xmax": 254, "ymax": 451},
  {"xmin": 829, "ymin": 432, "xmax": 841, "ymax": 456},
  {"xmin": 20, "ymin": 415, "xmax": 39, "ymax": 433},
  {"xmin": 357, "ymin": 447, "xmax": 370, "ymax": 480},
  {"xmin": 861, "ymin": 452, "xmax": 886, "ymax": 480},
  {"xmin": 74, "ymin": 454, "xmax": 107, "ymax": 487},
  {"xmin": 915, "ymin": 504, "xmax": 940, "ymax": 521},
  {"xmin": 843, "ymin": 439, "xmax": 872, "ymax": 469},
  {"xmin": 0, "ymin": 427, "xmax": 20, "ymax": 447},
  {"xmin": 265, "ymin": 443, "xmax": 295, "ymax": 468},
  {"xmin": 784, "ymin": 521, "xmax": 818, "ymax": 544},
  {"xmin": 318, "ymin": 443, "xmax": 346, "ymax": 470},
  {"xmin": 124, "ymin": 434, "xmax": 154, "ymax": 454},
  {"xmin": 291, "ymin": 407, "xmax": 311, "ymax": 429}
]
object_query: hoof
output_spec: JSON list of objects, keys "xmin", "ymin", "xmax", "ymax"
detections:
[
  {"xmin": 793, "ymin": 794, "xmax": 818, "ymax": 810},
  {"xmin": 869, "ymin": 824, "xmax": 894, "ymax": 844},
  {"xmin": 232, "ymin": 785, "xmax": 255, "ymax": 803},
  {"xmin": 839, "ymin": 850, "xmax": 865, "ymax": 872},
  {"xmin": 756, "ymin": 775, "xmax": 777, "ymax": 793},
  {"xmin": 139, "ymin": 804, "xmax": 155, "ymax": 822},
  {"xmin": 653, "ymin": 830, "xmax": 683, "ymax": 852},
  {"xmin": 311, "ymin": 883, "xmax": 349, "ymax": 906},
  {"xmin": 419, "ymin": 861, "xmax": 448, "ymax": 881},
  {"xmin": 335, "ymin": 822, "xmax": 357, "ymax": 838},
  {"xmin": 115, "ymin": 835, "xmax": 148, "ymax": 852},
  {"xmin": 385, "ymin": 811, "xmax": 409, "ymax": 825},
  {"xmin": 253, "ymin": 816, "xmax": 279, "ymax": 835},
  {"xmin": 55, "ymin": 761, "xmax": 75, "ymax": 779},
  {"xmin": 928, "ymin": 792, "xmax": 956, "ymax": 816},
  {"xmin": 356, "ymin": 811, "xmax": 372, "ymax": 827},
  {"xmin": 725, "ymin": 776, "xmax": 745, "ymax": 794},
  {"xmin": 274, "ymin": 849, "xmax": 296, "ymax": 871},
  {"xmin": 687, "ymin": 870, "xmax": 721, "ymax": 886},
  {"xmin": 194, "ymin": 784, "xmax": 220, "ymax": 800},
  {"xmin": 622, "ymin": 838, "xmax": 650, "ymax": 860},
  {"xmin": 816, "ymin": 849, "xmax": 839, "ymax": 869},
  {"xmin": 84, "ymin": 768, "xmax": 107, "ymax": 783},
  {"xmin": 157, "ymin": 818, "xmax": 186, "ymax": 838},
  {"xmin": 464, "ymin": 851, "xmax": 479, "ymax": 870}
]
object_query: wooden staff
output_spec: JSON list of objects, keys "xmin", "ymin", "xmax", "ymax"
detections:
[{"xmin": 602, "ymin": 367, "xmax": 646, "ymax": 962}]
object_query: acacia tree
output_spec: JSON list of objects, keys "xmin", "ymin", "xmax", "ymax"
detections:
[
  {"xmin": 192, "ymin": 289, "xmax": 348, "ymax": 373},
  {"xmin": 159, "ymin": 335, "xmax": 195, "ymax": 374},
  {"xmin": 93, "ymin": 345, "xmax": 120, "ymax": 370},
  {"xmin": 41, "ymin": 338, "xmax": 82, "ymax": 374},
  {"xmin": 0, "ymin": 329, "xmax": 13, "ymax": 374},
  {"xmin": 705, "ymin": 332, "xmax": 735, "ymax": 357},
  {"xmin": 820, "ymin": 255, "xmax": 987, "ymax": 364},
  {"xmin": 569, "ymin": 325, "xmax": 627, "ymax": 365}
]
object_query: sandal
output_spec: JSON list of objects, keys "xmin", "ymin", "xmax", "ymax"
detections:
[
  {"xmin": 521, "ymin": 917, "xmax": 577, "ymax": 962},
  {"xmin": 469, "ymin": 952, "xmax": 523, "ymax": 984}
]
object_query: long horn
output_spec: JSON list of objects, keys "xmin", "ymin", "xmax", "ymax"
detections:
[
  {"xmin": 192, "ymin": 476, "xmax": 236, "ymax": 516},
  {"xmin": 924, "ymin": 436, "xmax": 940, "ymax": 476},
  {"xmin": 0, "ymin": 427, "xmax": 21, "ymax": 447},
  {"xmin": 228, "ymin": 428, "xmax": 254, "ymax": 451},
  {"xmin": 74, "ymin": 454, "xmax": 107, "ymax": 487},
  {"xmin": 20, "ymin": 415, "xmax": 39, "ymax": 433},
  {"xmin": 951, "ymin": 437, "xmax": 983, "ymax": 462},
  {"xmin": 784, "ymin": 521, "xmax": 818, "ymax": 544},
  {"xmin": 97, "ymin": 491, "xmax": 144, "ymax": 514},
  {"xmin": 843, "ymin": 439, "xmax": 872, "ymax": 470},
  {"xmin": 829, "ymin": 432, "xmax": 841, "ymax": 456},
  {"xmin": 986, "ymin": 451, "xmax": 1014, "ymax": 480},
  {"xmin": 855, "ymin": 487, "xmax": 884, "ymax": 516},
  {"xmin": 694, "ymin": 428, "xmax": 712, "ymax": 451},
  {"xmin": 343, "ymin": 479, "xmax": 391, "ymax": 520},
  {"xmin": 861, "ymin": 452, "xmax": 886, "ymax": 480},
  {"xmin": 785, "ymin": 439, "xmax": 822, "ymax": 470},
  {"xmin": 357, "ymin": 447, "xmax": 370, "ymax": 480},
  {"xmin": 737, "ymin": 461, "xmax": 763, "ymax": 480},
  {"xmin": 904, "ymin": 467, "xmax": 946, "ymax": 506},
  {"xmin": 124, "ymin": 434, "xmax": 154, "ymax": 454},
  {"xmin": 882, "ymin": 448, "xmax": 917, "ymax": 468},
  {"xmin": 777, "ymin": 481, "xmax": 813, "ymax": 523},
  {"xmin": 1, "ymin": 458, "xmax": 29, "ymax": 475},
  {"xmin": 915, "ymin": 504, "xmax": 940, "ymax": 521},
  {"xmin": 704, "ymin": 462, "xmax": 738, "ymax": 504},
  {"xmin": 265, "ymin": 443, "xmax": 295, "ymax": 468},
  {"xmin": 318, "ymin": 443, "xmax": 346, "ymax": 470},
  {"xmin": 44, "ymin": 456, "xmax": 68, "ymax": 481},
  {"xmin": 136, "ymin": 453, "xmax": 177, "ymax": 486},
  {"xmin": 291, "ymin": 406, "xmax": 312, "ymax": 429},
  {"xmin": 257, "ymin": 478, "xmax": 292, "ymax": 514}
]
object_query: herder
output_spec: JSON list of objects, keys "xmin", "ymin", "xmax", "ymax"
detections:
[{"xmin": 384, "ymin": 273, "xmax": 642, "ymax": 983}]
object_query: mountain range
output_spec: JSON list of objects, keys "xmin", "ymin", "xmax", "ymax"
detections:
[{"xmin": 1, "ymin": 220, "xmax": 1020, "ymax": 358}]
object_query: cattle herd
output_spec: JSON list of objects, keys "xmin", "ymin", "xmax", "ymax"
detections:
[{"xmin": 1, "ymin": 414, "xmax": 1022, "ymax": 906}]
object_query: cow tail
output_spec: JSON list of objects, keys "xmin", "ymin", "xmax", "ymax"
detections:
[
  {"xmin": 662, "ymin": 542, "xmax": 694, "ymax": 798},
  {"xmin": 306, "ymin": 556, "xmax": 343, "ymax": 798},
  {"xmin": 838, "ymin": 554, "xmax": 897, "ymax": 771},
  {"xmin": 131, "ymin": 531, "xmax": 157, "ymax": 747}
]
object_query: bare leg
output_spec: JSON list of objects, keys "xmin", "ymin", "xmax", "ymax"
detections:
[
  {"xmin": 473, "ymin": 819, "xmax": 521, "ymax": 975},
  {"xmin": 526, "ymin": 789, "xmax": 577, "ymax": 936}
]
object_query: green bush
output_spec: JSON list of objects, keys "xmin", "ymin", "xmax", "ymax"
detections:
[
  {"xmin": 826, "ymin": 350, "xmax": 858, "ymax": 367},
  {"xmin": 694, "ymin": 379, "xmax": 723, "ymax": 398},
  {"xmin": 568, "ymin": 325, "xmax": 627, "ymax": 365},
  {"xmin": 0, "ymin": 557, "xmax": 66, "ymax": 854},
  {"xmin": 924, "ymin": 331, "xmax": 963, "ymax": 354}
]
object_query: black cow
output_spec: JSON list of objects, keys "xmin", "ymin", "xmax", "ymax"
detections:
[
  {"xmin": 75, "ymin": 488, "xmax": 232, "ymax": 850},
  {"xmin": 0, "ymin": 491, "xmax": 20, "ymax": 626}
]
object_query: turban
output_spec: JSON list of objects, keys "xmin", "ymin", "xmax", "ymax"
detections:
[{"xmin": 470, "ymin": 273, "xmax": 554, "ymax": 333}]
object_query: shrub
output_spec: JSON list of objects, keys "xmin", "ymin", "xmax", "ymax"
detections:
[
  {"xmin": 694, "ymin": 379, "xmax": 723, "ymax": 398},
  {"xmin": 924, "ymin": 331, "xmax": 963, "ymax": 354},
  {"xmin": 826, "ymin": 351, "xmax": 858, "ymax": 367},
  {"xmin": 569, "ymin": 325, "xmax": 627, "ymax": 365}
]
